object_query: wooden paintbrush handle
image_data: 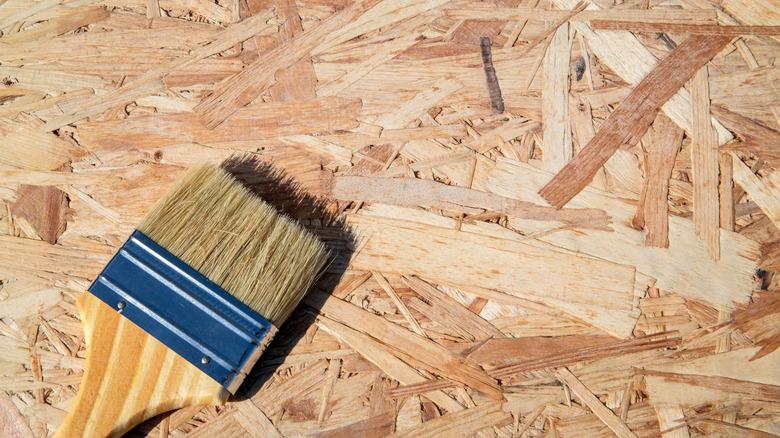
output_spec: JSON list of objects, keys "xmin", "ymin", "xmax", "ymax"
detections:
[{"xmin": 56, "ymin": 293, "xmax": 228, "ymax": 438}]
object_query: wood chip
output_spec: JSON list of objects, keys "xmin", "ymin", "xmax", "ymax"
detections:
[
  {"xmin": 590, "ymin": 21, "xmax": 780, "ymax": 36},
  {"xmin": 637, "ymin": 115, "xmax": 683, "ymax": 247},
  {"xmin": 42, "ymin": 9, "xmax": 277, "ymax": 131},
  {"xmin": 731, "ymin": 153, "xmax": 780, "ymax": 230},
  {"xmin": 330, "ymin": 175, "xmax": 609, "ymax": 229},
  {"xmin": 555, "ymin": 367, "xmax": 638, "ymax": 438},
  {"xmin": 310, "ymin": 291, "xmax": 502, "ymax": 399},
  {"xmin": 539, "ymin": 35, "xmax": 732, "ymax": 208},
  {"xmin": 78, "ymin": 97, "xmax": 361, "ymax": 151},
  {"xmin": 713, "ymin": 105, "xmax": 780, "ymax": 167},
  {"xmin": 395, "ymin": 402, "xmax": 510, "ymax": 438},
  {"xmin": 690, "ymin": 66, "xmax": 720, "ymax": 260},
  {"xmin": 541, "ymin": 21, "xmax": 572, "ymax": 173},
  {"xmin": 9, "ymin": 186, "xmax": 69, "ymax": 245}
]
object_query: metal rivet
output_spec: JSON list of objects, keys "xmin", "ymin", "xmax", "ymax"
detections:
[
  {"xmin": 201, "ymin": 356, "xmax": 210, "ymax": 364},
  {"xmin": 117, "ymin": 301, "xmax": 125, "ymax": 312}
]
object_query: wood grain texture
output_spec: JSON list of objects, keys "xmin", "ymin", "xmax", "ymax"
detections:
[
  {"xmin": 723, "ymin": 0, "xmax": 780, "ymax": 27},
  {"xmin": 330, "ymin": 175, "xmax": 609, "ymax": 229},
  {"xmin": 77, "ymin": 96, "xmax": 360, "ymax": 151},
  {"xmin": 0, "ymin": 393, "xmax": 34, "ymax": 438},
  {"xmin": 489, "ymin": 158, "xmax": 759, "ymax": 309},
  {"xmin": 195, "ymin": 0, "xmax": 380, "ymax": 128},
  {"xmin": 539, "ymin": 35, "xmax": 732, "ymax": 208},
  {"xmin": 556, "ymin": 367, "xmax": 638, "ymax": 438},
  {"xmin": 395, "ymin": 402, "xmax": 509, "ymax": 438},
  {"xmin": 1, "ymin": 6, "xmax": 109, "ymax": 44},
  {"xmin": 641, "ymin": 115, "xmax": 683, "ymax": 247},
  {"xmin": 444, "ymin": 7, "xmax": 717, "ymax": 24},
  {"xmin": 0, "ymin": 117, "xmax": 81, "ymax": 170},
  {"xmin": 541, "ymin": 22, "xmax": 571, "ymax": 173},
  {"xmin": 402, "ymin": 275, "xmax": 504, "ymax": 341},
  {"xmin": 731, "ymin": 153, "xmax": 780, "ymax": 230},
  {"xmin": 654, "ymin": 407, "xmax": 690, "ymax": 438},
  {"xmin": 690, "ymin": 66, "xmax": 720, "ymax": 260},
  {"xmin": 9, "ymin": 185, "xmax": 69, "ymax": 244},
  {"xmin": 315, "ymin": 316, "xmax": 466, "ymax": 413},
  {"xmin": 2, "ymin": 1, "xmax": 779, "ymax": 435},
  {"xmin": 643, "ymin": 347, "xmax": 780, "ymax": 409},
  {"xmin": 55, "ymin": 293, "xmax": 227, "ymax": 438},
  {"xmin": 309, "ymin": 291, "xmax": 503, "ymax": 400},
  {"xmin": 713, "ymin": 105, "xmax": 780, "ymax": 167},
  {"xmin": 719, "ymin": 151, "xmax": 735, "ymax": 232},
  {"xmin": 43, "ymin": 9, "xmax": 276, "ymax": 131},
  {"xmin": 267, "ymin": 0, "xmax": 318, "ymax": 102},
  {"xmin": 348, "ymin": 206, "xmax": 640, "ymax": 338},
  {"xmin": 553, "ymin": 0, "xmax": 731, "ymax": 144},
  {"xmin": 590, "ymin": 20, "xmax": 780, "ymax": 35}
]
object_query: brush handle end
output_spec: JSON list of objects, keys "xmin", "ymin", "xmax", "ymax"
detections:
[{"xmin": 56, "ymin": 293, "xmax": 228, "ymax": 438}]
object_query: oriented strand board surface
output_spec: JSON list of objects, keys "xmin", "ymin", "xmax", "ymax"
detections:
[{"xmin": 0, "ymin": 1, "xmax": 779, "ymax": 437}]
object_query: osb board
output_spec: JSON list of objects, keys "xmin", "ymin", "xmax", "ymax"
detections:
[{"xmin": 1, "ymin": 0, "xmax": 779, "ymax": 437}]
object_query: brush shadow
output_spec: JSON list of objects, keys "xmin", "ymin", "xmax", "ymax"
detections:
[{"xmin": 221, "ymin": 155, "xmax": 356, "ymax": 402}]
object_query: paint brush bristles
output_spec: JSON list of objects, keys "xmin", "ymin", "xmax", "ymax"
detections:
[{"xmin": 138, "ymin": 164, "xmax": 328, "ymax": 326}]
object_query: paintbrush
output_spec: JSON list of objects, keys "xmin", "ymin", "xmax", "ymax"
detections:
[{"xmin": 55, "ymin": 164, "xmax": 328, "ymax": 437}]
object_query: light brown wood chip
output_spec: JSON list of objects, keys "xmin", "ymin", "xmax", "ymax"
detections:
[
  {"xmin": 78, "ymin": 97, "xmax": 361, "ymax": 150},
  {"xmin": 42, "ymin": 9, "xmax": 277, "ymax": 131},
  {"xmin": 395, "ymin": 402, "xmax": 510, "ymax": 438},
  {"xmin": 714, "ymin": 105, "xmax": 780, "ymax": 167},
  {"xmin": 0, "ymin": 393, "xmax": 34, "ymax": 438},
  {"xmin": 541, "ymin": 21, "xmax": 572, "ymax": 173},
  {"xmin": 539, "ymin": 35, "xmax": 732, "ymax": 208},
  {"xmin": 314, "ymin": 316, "xmax": 465, "ymax": 413},
  {"xmin": 731, "ymin": 153, "xmax": 780, "ymax": 230},
  {"xmin": 590, "ymin": 20, "xmax": 780, "ymax": 35},
  {"xmin": 690, "ymin": 66, "xmax": 720, "ymax": 260},
  {"xmin": 639, "ymin": 115, "xmax": 683, "ymax": 247},
  {"xmin": 443, "ymin": 7, "xmax": 717, "ymax": 24},
  {"xmin": 194, "ymin": 0, "xmax": 379, "ymax": 128},
  {"xmin": 309, "ymin": 291, "xmax": 503, "ymax": 400},
  {"xmin": 402, "ymin": 275, "xmax": 503, "ymax": 341},
  {"xmin": 555, "ymin": 367, "xmax": 638, "ymax": 438},
  {"xmin": 330, "ymin": 175, "xmax": 609, "ymax": 229},
  {"xmin": 9, "ymin": 185, "xmax": 70, "ymax": 245}
]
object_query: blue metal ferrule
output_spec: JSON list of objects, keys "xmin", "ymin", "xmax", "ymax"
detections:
[{"xmin": 88, "ymin": 230, "xmax": 276, "ymax": 393}]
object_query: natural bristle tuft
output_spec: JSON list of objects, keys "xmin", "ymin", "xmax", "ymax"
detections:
[{"xmin": 137, "ymin": 164, "xmax": 328, "ymax": 326}]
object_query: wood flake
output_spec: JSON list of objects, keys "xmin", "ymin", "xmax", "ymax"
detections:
[
  {"xmin": 77, "ymin": 96, "xmax": 360, "ymax": 151},
  {"xmin": 395, "ymin": 402, "xmax": 510, "ymax": 438},
  {"xmin": 330, "ymin": 175, "xmax": 609, "ymax": 229},
  {"xmin": 731, "ymin": 153, "xmax": 780, "ymax": 230},
  {"xmin": 9, "ymin": 186, "xmax": 69, "ymax": 245},
  {"xmin": 539, "ymin": 35, "xmax": 732, "ymax": 208},
  {"xmin": 555, "ymin": 367, "xmax": 638, "ymax": 438},
  {"xmin": 638, "ymin": 115, "xmax": 683, "ymax": 247},
  {"xmin": 541, "ymin": 21, "xmax": 571, "ymax": 173},
  {"xmin": 315, "ymin": 316, "xmax": 465, "ymax": 413},
  {"xmin": 348, "ymin": 206, "xmax": 640, "ymax": 338},
  {"xmin": 690, "ymin": 66, "xmax": 720, "ymax": 260},
  {"xmin": 489, "ymin": 158, "xmax": 758, "ymax": 309},
  {"xmin": 590, "ymin": 20, "xmax": 780, "ymax": 36},
  {"xmin": 553, "ymin": 0, "xmax": 731, "ymax": 142}
]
